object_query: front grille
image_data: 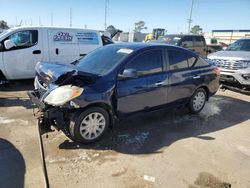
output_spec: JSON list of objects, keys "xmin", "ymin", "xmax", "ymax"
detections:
[{"xmin": 212, "ymin": 59, "xmax": 250, "ymax": 70}]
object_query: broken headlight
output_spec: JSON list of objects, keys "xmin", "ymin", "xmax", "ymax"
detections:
[{"xmin": 44, "ymin": 85, "xmax": 83, "ymax": 106}]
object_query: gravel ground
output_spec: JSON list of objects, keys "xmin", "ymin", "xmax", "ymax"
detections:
[{"xmin": 0, "ymin": 80, "xmax": 250, "ymax": 188}]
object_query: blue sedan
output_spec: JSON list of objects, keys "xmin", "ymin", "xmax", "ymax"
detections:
[{"xmin": 28, "ymin": 43, "xmax": 220, "ymax": 143}]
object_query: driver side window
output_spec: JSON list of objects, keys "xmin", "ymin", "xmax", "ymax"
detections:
[
  {"xmin": 6, "ymin": 30, "xmax": 38, "ymax": 50},
  {"xmin": 125, "ymin": 49, "xmax": 163, "ymax": 77}
]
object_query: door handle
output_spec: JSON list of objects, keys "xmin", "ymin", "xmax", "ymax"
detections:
[
  {"xmin": 55, "ymin": 48, "xmax": 59, "ymax": 55},
  {"xmin": 155, "ymin": 81, "xmax": 164, "ymax": 86},
  {"xmin": 193, "ymin": 75, "xmax": 201, "ymax": 79},
  {"xmin": 33, "ymin": 50, "xmax": 41, "ymax": 54}
]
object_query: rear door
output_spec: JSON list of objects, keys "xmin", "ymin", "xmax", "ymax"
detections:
[
  {"xmin": 116, "ymin": 48, "xmax": 168, "ymax": 116},
  {"xmin": 2, "ymin": 29, "xmax": 43, "ymax": 79},
  {"xmin": 47, "ymin": 29, "xmax": 80, "ymax": 64},
  {"xmin": 166, "ymin": 49, "xmax": 198, "ymax": 103}
]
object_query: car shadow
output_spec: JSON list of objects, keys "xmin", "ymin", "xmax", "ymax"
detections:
[
  {"xmin": 0, "ymin": 138, "xmax": 26, "ymax": 188},
  {"xmin": 0, "ymin": 79, "xmax": 34, "ymax": 108},
  {"xmin": 59, "ymin": 95, "xmax": 250, "ymax": 155}
]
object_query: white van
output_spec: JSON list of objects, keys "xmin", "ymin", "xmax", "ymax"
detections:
[{"xmin": 0, "ymin": 26, "xmax": 106, "ymax": 82}]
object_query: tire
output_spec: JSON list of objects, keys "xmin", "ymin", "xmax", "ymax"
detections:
[
  {"xmin": 188, "ymin": 88, "xmax": 207, "ymax": 114},
  {"xmin": 69, "ymin": 107, "xmax": 110, "ymax": 143}
]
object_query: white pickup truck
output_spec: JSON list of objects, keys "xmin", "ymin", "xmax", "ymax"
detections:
[{"xmin": 0, "ymin": 26, "xmax": 111, "ymax": 83}]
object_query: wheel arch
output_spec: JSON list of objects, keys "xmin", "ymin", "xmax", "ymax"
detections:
[
  {"xmin": 196, "ymin": 85, "xmax": 210, "ymax": 101},
  {"xmin": 80, "ymin": 102, "xmax": 116, "ymax": 128}
]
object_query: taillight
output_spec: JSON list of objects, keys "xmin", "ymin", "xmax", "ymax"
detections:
[{"xmin": 213, "ymin": 67, "xmax": 220, "ymax": 75}]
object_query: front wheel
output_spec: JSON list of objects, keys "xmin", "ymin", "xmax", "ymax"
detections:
[
  {"xmin": 69, "ymin": 107, "xmax": 110, "ymax": 143},
  {"xmin": 188, "ymin": 88, "xmax": 207, "ymax": 114}
]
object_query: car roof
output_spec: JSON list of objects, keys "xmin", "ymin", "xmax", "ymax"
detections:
[
  {"xmin": 164, "ymin": 34, "xmax": 204, "ymax": 37},
  {"xmin": 237, "ymin": 38, "xmax": 250, "ymax": 41},
  {"xmin": 109, "ymin": 42, "xmax": 198, "ymax": 56}
]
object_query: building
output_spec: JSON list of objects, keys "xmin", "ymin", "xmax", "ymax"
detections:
[{"xmin": 205, "ymin": 30, "xmax": 250, "ymax": 44}]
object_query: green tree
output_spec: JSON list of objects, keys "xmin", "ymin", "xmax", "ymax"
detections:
[
  {"xmin": 0, "ymin": 20, "xmax": 9, "ymax": 29},
  {"xmin": 134, "ymin": 21, "xmax": 147, "ymax": 33},
  {"xmin": 106, "ymin": 25, "xmax": 116, "ymax": 34},
  {"xmin": 190, "ymin": 25, "xmax": 203, "ymax": 34}
]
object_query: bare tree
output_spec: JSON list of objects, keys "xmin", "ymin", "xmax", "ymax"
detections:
[{"xmin": 134, "ymin": 21, "xmax": 147, "ymax": 33}]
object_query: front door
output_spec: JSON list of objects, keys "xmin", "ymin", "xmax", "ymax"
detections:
[
  {"xmin": 116, "ymin": 49, "xmax": 168, "ymax": 116},
  {"xmin": 2, "ymin": 29, "xmax": 42, "ymax": 79}
]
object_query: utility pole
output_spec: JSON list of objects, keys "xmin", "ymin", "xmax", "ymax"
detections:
[
  {"xmin": 39, "ymin": 17, "xmax": 42, "ymax": 26},
  {"xmin": 104, "ymin": 0, "xmax": 109, "ymax": 30},
  {"xmin": 15, "ymin": 17, "xmax": 18, "ymax": 26},
  {"xmin": 51, "ymin": 13, "xmax": 54, "ymax": 26},
  {"xmin": 70, "ymin": 8, "xmax": 72, "ymax": 27},
  {"xmin": 187, "ymin": 0, "xmax": 194, "ymax": 33}
]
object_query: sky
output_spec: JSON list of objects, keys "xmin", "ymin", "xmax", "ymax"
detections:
[{"xmin": 0, "ymin": 0, "xmax": 250, "ymax": 33}]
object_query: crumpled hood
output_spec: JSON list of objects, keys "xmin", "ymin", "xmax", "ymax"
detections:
[
  {"xmin": 35, "ymin": 61, "xmax": 99, "ymax": 86},
  {"xmin": 208, "ymin": 50, "xmax": 250, "ymax": 61}
]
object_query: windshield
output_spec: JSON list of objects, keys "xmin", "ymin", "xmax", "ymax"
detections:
[
  {"xmin": 77, "ymin": 45, "xmax": 132, "ymax": 75},
  {"xmin": 157, "ymin": 35, "xmax": 181, "ymax": 45},
  {"xmin": 0, "ymin": 30, "xmax": 7, "ymax": 38},
  {"xmin": 0, "ymin": 28, "xmax": 12, "ymax": 38},
  {"xmin": 226, "ymin": 39, "xmax": 250, "ymax": 51}
]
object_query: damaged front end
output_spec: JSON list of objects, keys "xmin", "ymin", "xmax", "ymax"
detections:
[{"xmin": 28, "ymin": 61, "xmax": 99, "ymax": 134}]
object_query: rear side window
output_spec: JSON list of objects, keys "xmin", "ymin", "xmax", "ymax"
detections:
[
  {"xmin": 194, "ymin": 36, "xmax": 206, "ymax": 47},
  {"xmin": 126, "ymin": 49, "xmax": 162, "ymax": 76},
  {"xmin": 187, "ymin": 55, "xmax": 196, "ymax": 67},
  {"xmin": 168, "ymin": 50, "xmax": 189, "ymax": 70},
  {"xmin": 195, "ymin": 57, "xmax": 209, "ymax": 67},
  {"xmin": 7, "ymin": 30, "xmax": 38, "ymax": 50}
]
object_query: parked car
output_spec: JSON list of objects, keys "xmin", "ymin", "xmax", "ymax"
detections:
[
  {"xmin": 0, "ymin": 26, "xmax": 112, "ymax": 84},
  {"xmin": 207, "ymin": 38, "xmax": 250, "ymax": 91},
  {"xmin": 155, "ymin": 34, "xmax": 208, "ymax": 58},
  {"xmin": 28, "ymin": 43, "xmax": 220, "ymax": 143}
]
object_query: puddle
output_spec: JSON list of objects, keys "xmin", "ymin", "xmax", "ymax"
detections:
[
  {"xmin": 116, "ymin": 132, "xmax": 150, "ymax": 150},
  {"xmin": 190, "ymin": 172, "xmax": 231, "ymax": 188},
  {"xmin": 200, "ymin": 101, "xmax": 221, "ymax": 119}
]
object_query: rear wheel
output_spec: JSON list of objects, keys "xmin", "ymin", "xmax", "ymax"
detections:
[
  {"xmin": 188, "ymin": 88, "xmax": 207, "ymax": 114},
  {"xmin": 69, "ymin": 107, "xmax": 110, "ymax": 143}
]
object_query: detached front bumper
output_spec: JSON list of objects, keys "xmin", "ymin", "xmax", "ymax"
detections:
[
  {"xmin": 27, "ymin": 90, "xmax": 71, "ymax": 133},
  {"xmin": 27, "ymin": 90, "xmax": 45, "ymax": 109}
]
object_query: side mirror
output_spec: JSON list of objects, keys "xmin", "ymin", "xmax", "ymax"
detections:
[
  {"xmin": 119, "ymin": 69, "xmax": 137, "ymax": 79},
  {"xmin": 4, "ymin": 39, "xmax": 15, "ymax": 50}
]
